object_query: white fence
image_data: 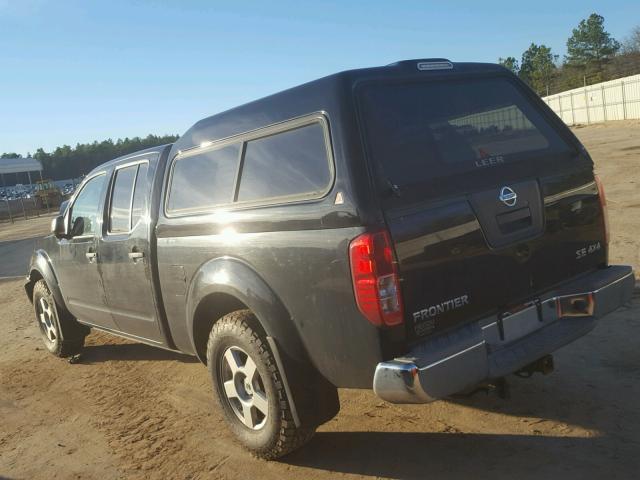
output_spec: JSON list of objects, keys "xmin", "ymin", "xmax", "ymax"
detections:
[{"xmin": 542, "ymin": 73, "xmax": 640, "ymax": 126}]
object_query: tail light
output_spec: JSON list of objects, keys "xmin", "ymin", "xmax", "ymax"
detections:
[
  {"xmin": 594, "ymin": 175, "xmax": 610, "ymax": 246},
  {"xmin": 349, "ymin": 230, "xmax": 404, "ymax": 327}
]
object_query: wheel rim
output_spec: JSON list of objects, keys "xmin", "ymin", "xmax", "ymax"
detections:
[
  {"xmin": 36, "ymin": 296, "xmax": 58, "ymax": 345},
  {"xmin": 220, "ymin": 346, "xmax": 268, "ymax": 430}
]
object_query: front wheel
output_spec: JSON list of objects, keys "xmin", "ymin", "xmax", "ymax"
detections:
[
  {"xmin": 206, "ymin": 310, "xmax": 315, "ymax": 459},
  {"xmin": 32, "ymin": 280, "xmax": 86, "ymax": 357}
]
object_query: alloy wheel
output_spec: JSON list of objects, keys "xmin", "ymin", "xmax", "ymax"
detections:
[
  {"xmin": 37, "ymin": 297, "xmax": 58, "ymax": 344},
  {"xmin": 219, "ymin": 346, "xmax": 269, "ymax": 430}
]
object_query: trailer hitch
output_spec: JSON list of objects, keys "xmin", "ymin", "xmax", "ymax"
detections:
[
  {"xmin": 453, "ymin": 356, "xmax": 555, "ymax": 401},
  {"xmin": 453, "ymin": 377, "xmax": 511, "ymax": 400},
  {"xmin": 515, "ymin": 355, "xmax": 554, "ymax": 378}
]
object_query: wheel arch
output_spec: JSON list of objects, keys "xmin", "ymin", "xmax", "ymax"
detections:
[
  {"xmin": 186, "ymin": 257, "xmax": 340, "ymax": 427},
  {"xmin": 186, "ymin": 257, "xmax": 307, "ymax": 365},
  {"xmin": 191, "ymin": 292, "xmax": 255, "ymax": 362},
  {"xmin": 25, "ymin": 250, "xmax": 64, "ymax": 308}
]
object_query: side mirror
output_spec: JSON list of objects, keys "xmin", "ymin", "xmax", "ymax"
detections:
[
  {"xmin": 51, "ymin": 215, "xmax": 67, "ymax": 238},
  {"xmin": 70, "ymin": 216, "xmax": 85, "ymax": 237}
]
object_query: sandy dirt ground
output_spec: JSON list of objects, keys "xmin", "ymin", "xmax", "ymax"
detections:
[
  {"xmin": 0, "ymin": 214, "xmax": 57, "ymax": 243},
  {"xmin": 1, "ymin": 121, "xmax": 639, "ymax": 480}
]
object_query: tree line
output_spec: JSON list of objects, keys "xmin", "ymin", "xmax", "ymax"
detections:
[
  {"xmin": 1, "ymin": 134, "xmax": 178, "ymax": 182},
  {"xmin": 499, "ymin": 13, "xmax": 640, "ymax": 96}
]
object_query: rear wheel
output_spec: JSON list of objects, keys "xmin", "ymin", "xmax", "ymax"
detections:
[
  {"xmin": 207, "ymin": 310, "xmax": 315, "ymax": 459},
  {"xmin": 32, "ymin": 280, "xmax": 86, "ymax": 357}
]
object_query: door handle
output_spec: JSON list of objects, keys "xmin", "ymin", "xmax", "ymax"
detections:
[
  {"xmin": 128, "ymin": 251, "xmax": 145, "ymax": 261},
  {"xmin": 85, "ymin": 252, "xmax": 97, "ymax": 262}
]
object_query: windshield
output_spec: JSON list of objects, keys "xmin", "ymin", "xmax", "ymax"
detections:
[{"xmin": 358, "ymin": 76, "xmax": 575, "ymax": 187}]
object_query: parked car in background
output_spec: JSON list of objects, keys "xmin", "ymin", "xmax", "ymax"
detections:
[{"xmin": 62, "ymin": 183, "xmax": 76, "ymax": 196}]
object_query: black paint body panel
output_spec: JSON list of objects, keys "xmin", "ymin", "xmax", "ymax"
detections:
[{"xmin": 387, "ymin": 169, "xmax": 606, "ymax": 344}]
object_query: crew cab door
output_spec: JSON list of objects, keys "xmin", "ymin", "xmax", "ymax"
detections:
[
  {"xmin": 57, "ymin": 172, "xmax": 117, "ymax": 329},
  {"xmin": 98, "ymin": 156, "xmax": 164, "ymax": 343}
]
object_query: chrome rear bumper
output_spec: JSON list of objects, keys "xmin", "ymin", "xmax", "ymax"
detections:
[{"xmin": 373, "ymin": 265, "xmax": 635, "ymax": 404}]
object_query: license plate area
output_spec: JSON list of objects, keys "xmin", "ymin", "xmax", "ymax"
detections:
[{"xmin": 500, "ymin": 302, "xmax": 542, "ymax": 343}]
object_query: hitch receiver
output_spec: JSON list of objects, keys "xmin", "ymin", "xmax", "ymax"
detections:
[{"xmin": 515, "ymin": 355, "xmax": 554, "ymax": 378}]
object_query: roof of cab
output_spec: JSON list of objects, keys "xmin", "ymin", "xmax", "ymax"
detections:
[
  {"xmin": 173, "ymin": 59, "xmax": 508, "ymax": 153},
  {"xmin": 87, "ymin": 143, "xmax": 173, "ymax": 176}
]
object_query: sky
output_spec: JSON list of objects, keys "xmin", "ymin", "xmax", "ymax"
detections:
[{"xmin": 1, "ymin": 0, "xmax": 638, "ymax": 156}]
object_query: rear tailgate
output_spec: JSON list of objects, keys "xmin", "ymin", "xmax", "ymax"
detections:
[{"xmin": 357, "ymin": 73, "xmax": 607, "ymax": 343}]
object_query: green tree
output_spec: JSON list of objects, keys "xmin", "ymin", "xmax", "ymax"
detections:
[
  {"xmin": 565, "ymin": 13, "xmax": 620, "ymax": 82},
  {"xmin": 32, "ymin": 134, "xmax": 179, "ymax": 180},
  {"xmin": 622, "ymin": 26, "xmax": 640, "ymax": 54},
  {"xmin": 498, "ymin": 56, "xmax": 519, "ymax": 74},
  {"xmin": 519, "ymin": 43, "xmax": 558, "ymax": 95},
  {"xmin": 1, "ymin": 152, "xmax": 21, "ymax": 159}
]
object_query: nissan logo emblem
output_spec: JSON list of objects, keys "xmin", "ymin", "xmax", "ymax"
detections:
[{"xmin": 499, "ymin": 186, "xmax": 518, "ymax": 207}]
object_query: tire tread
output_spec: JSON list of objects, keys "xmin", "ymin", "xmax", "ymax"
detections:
[
  {"xmin": 33, "ymin": 280, "xmax": 86, "ymax": 358},
  {"xmin": 206, "ymin": 309, "xmax": 315, "ymax": 459}
]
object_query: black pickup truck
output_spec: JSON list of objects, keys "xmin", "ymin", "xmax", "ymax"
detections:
[{"xmin": 25, "ymin": 59, "xmax": 634, "ymax": 459}]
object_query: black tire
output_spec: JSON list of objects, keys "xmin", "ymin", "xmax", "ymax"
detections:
[
  {"xmin": 207, "ymin": 310, "xmax": 315, "ymax": 459},
  {"xmin": 32, "ymin": 279, "xmax": 87, "ymax": 357}
]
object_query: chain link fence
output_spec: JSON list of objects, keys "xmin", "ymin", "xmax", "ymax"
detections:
[{"xmin": 0, "ymin": 197, "xmax": 56, "ymax": 224}]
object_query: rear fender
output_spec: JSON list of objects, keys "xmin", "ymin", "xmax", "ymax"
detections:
[
  {"xmin": 185, "ymin": 257, "xmax": 306, "ymax": 363},
  {"xmin": 185, "ymin": 257, "xmax": 340, "ymax": 427}
]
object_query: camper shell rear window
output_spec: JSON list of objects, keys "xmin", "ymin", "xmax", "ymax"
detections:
[{"xmin": 357, "ymin": 76, "xmax": 577, "ymax": 188}]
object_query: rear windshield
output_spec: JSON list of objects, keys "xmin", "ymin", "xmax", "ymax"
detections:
[{"xmin": 358, "ymin": 76, "xmax": 575, "ymax": 187}]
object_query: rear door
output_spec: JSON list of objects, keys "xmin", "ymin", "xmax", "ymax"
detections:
[
  {"xmin": 98, "ymin": 156, "xmax": 164, "ymax": 343},
  {"xmin": 357, "ymin": 74, "xmax": 606, "ymax": 342}
]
